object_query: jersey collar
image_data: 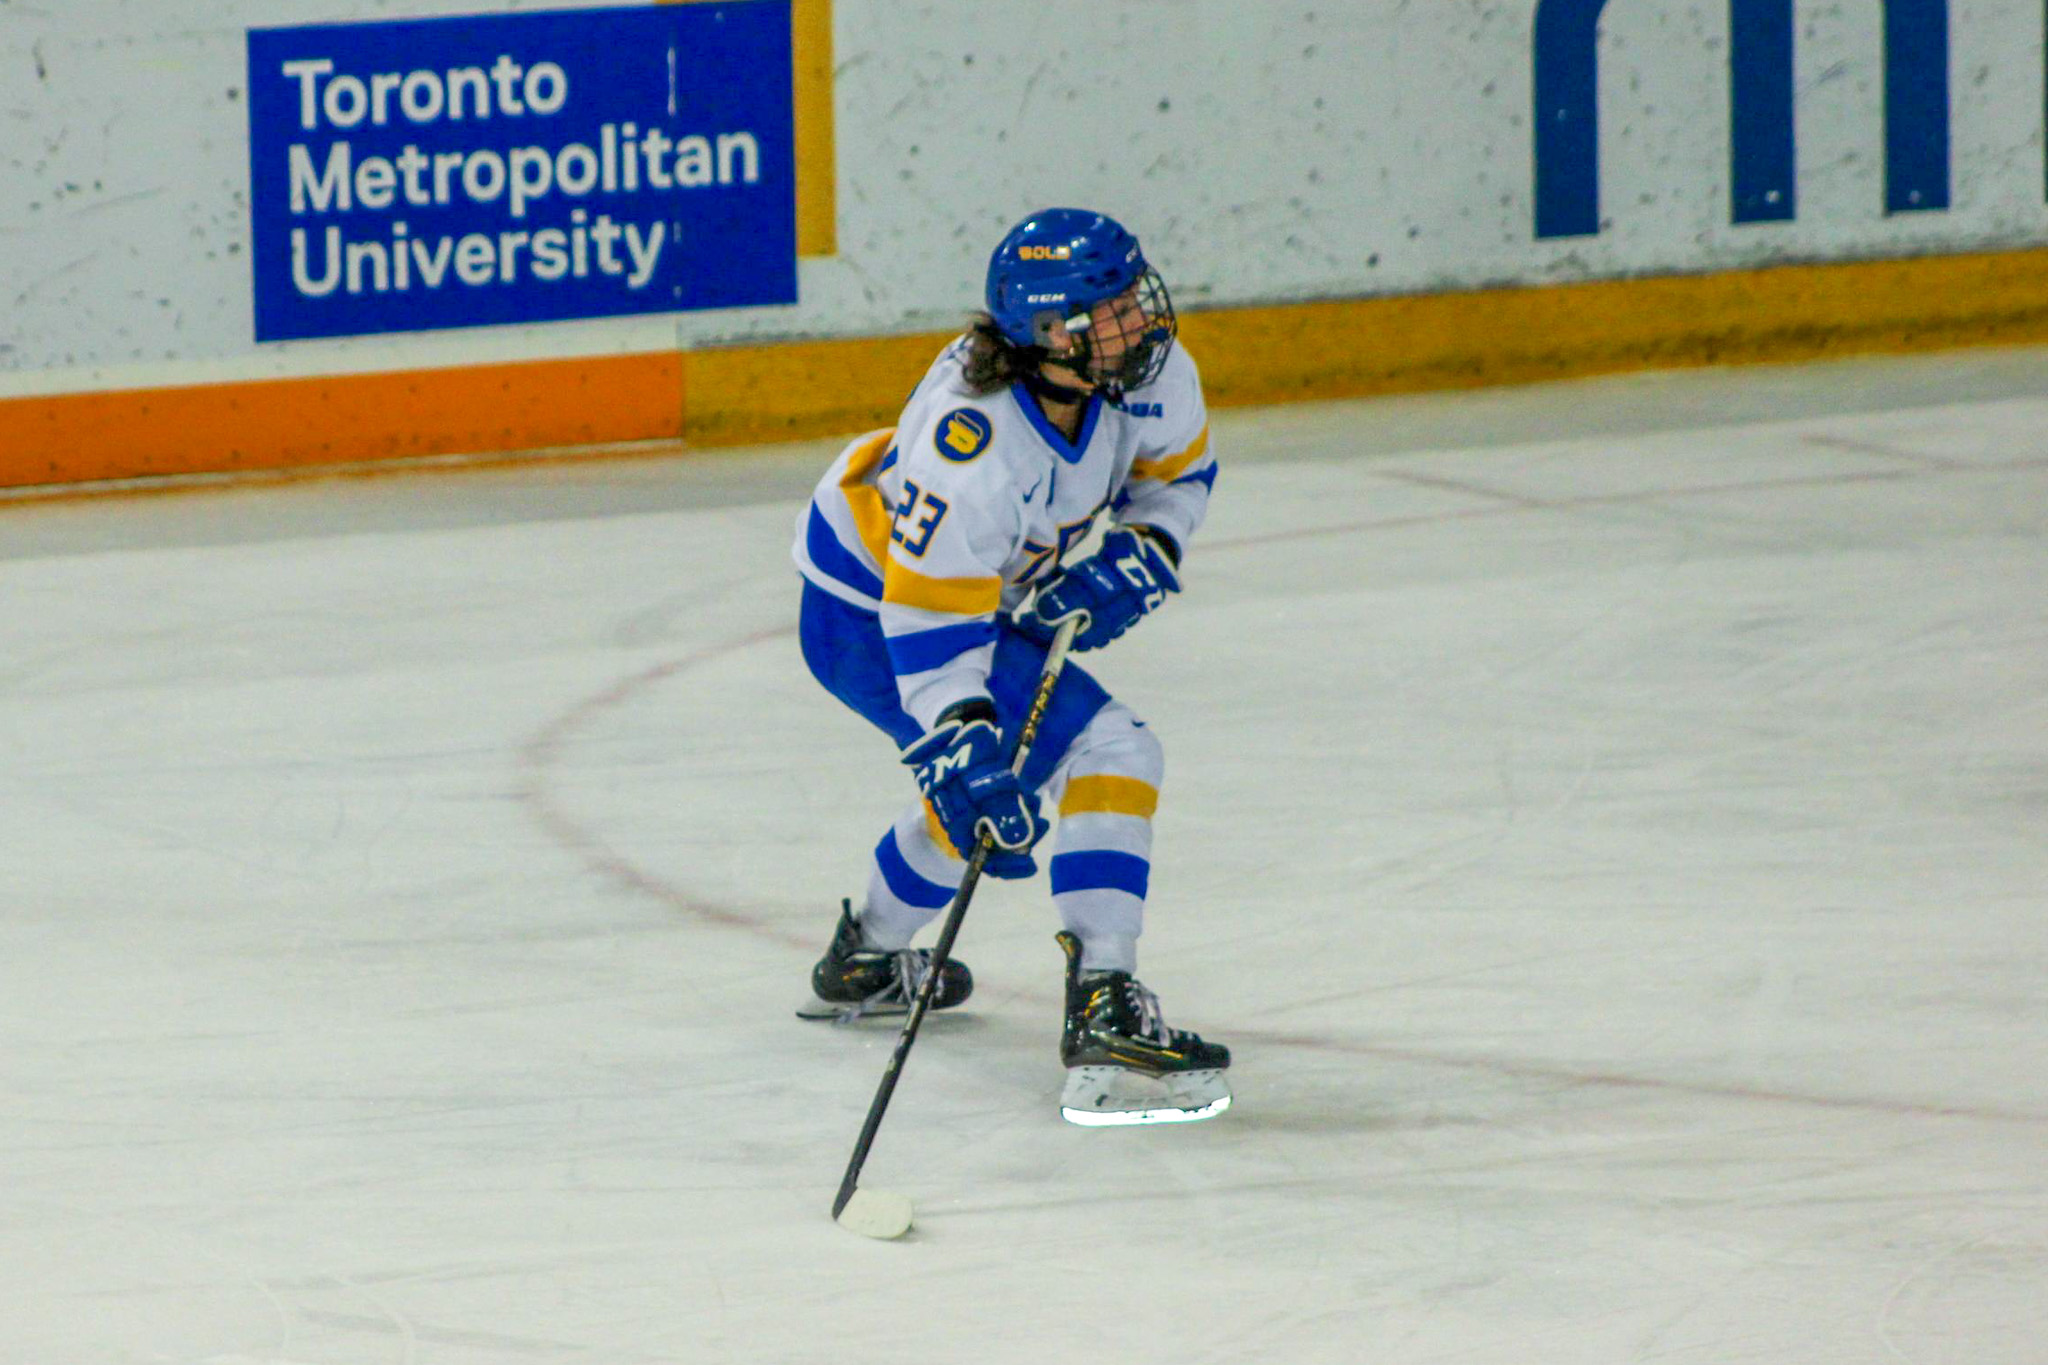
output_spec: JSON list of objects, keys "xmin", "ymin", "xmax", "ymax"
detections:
[{"xmin": 1010, "ymin": 382, "xmax": 1103, "ymax": 466}]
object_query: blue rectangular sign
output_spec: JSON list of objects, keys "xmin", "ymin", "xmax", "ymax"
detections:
[{"xmin": 247, "ymin": 3, "xmax": 796, "ymax": 342}]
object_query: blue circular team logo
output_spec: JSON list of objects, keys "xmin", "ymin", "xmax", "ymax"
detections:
[{"xmin": 935, "ymin": 408, "xmax": 994, "ymax": 461}]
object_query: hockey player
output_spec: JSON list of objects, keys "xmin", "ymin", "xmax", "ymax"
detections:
[{"xmin": 790, "ymin": 208, "xmax": 1230, "ymax": 1124}]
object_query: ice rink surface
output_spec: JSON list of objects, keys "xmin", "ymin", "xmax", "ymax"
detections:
[{"xmin": 4, "ymin": 349, "xmax": 2045, "ymax": 1364}]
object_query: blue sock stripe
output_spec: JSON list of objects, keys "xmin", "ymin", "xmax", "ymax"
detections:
[
  {"xmin": 875, "ymin": 829, "xmax": 957, "ymax": 910},
  {"xmin": 1049, "ymin": 850, "xmax": 1151, "ymax": 899}
]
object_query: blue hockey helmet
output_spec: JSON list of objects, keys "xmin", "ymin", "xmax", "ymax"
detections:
[{"xmin": 984, "ymin": 208, "xmax": 1177, "ymax": 394}]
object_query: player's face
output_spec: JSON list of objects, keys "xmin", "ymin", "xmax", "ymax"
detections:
[
  {"xmin": 1044, "ymin": 285, "xmax": 1154, "ymax": 389},
  {"xmin": 1085, "ymin": 286, "xmax": 1152, "ymax": 368}
]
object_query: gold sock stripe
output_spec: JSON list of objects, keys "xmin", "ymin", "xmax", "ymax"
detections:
[{"xmin": 1058, "ymin": 776, "xmax": 1160, "ymax": 819}]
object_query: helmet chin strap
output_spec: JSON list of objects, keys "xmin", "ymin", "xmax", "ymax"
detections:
[
  {"xmin": 1022, "ymin": 367, "xmax": 1097, "ymax": 405},
  {"xmin": 1020, "ymin": 311, "xmax": 1104, "ymax": 405}
]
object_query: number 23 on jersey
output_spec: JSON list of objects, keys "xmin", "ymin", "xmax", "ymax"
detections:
[{"xmin": 890, "ymin": 480, "xmax": 949, "ymax": 557}]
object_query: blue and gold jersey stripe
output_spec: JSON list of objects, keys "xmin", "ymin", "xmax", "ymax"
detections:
[
  {"xmin": 883, "ymin": 559, "xmax": 1003, "ymax": 616},
  {"xmin": 1129, "ymin": 423, "xmax": 1210, "ymax": 483}
]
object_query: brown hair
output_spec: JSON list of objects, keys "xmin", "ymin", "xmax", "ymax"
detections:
[{"xmin": 959, "ymin": 312, "xmax": 1042, "ymax": 396}]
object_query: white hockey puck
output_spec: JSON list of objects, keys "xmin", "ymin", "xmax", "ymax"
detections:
[{"xmin": 835, "ymin": 1187, "xmax": 914, "ymax": 1240}]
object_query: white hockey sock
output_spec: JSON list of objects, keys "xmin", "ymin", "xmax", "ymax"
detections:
[
  {"xmin": 858, "ymin": 801, "xmax": 962, "ymax": 950},
  {"xmin": 1050, "ymin": 798, "xmax": 1156, "ymax": 975},
  {"xmin": 1046, "ymin": 707, "xmax": 1163, "ymax": 976}
]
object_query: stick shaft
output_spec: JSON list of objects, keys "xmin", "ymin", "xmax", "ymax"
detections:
[{"xmin": 832, "ymin": 619, "xmax": 1080, "ymax": 1219}]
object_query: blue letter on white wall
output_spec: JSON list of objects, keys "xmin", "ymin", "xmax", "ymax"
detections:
[
  {"xmin": 1730, "ymin": 0, "xmax": 1796, "ymax": 222},
  {"xmin": 1884, "ymin": 0, "xmax": 1950, "ymax": 212},
  {"xmin": 1537, "ymin": 0, "xmax": 1954, "ymax": 238},
  {"xmin": 1533, "ymin": 0, "xmax": 1609, "ymax": 239}
]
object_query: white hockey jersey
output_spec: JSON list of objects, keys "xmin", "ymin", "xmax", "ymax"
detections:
[{"xmin": 792, "ymin": 336, "xmax": 1217, "ymax": 732}]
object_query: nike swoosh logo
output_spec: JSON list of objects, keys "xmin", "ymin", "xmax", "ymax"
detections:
[{"xmin": 1021, "ymin": 474, "xmax": 1046, "ymax": 504}]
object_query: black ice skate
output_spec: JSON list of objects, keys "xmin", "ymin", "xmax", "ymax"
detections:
[
  {"xmin": 1056, "ymin": 930, "xmax": 1232, "ymax": 1125},
  {"xmin": 796, "ymin": 900, "xmax": 974, "ymax": 1023}
]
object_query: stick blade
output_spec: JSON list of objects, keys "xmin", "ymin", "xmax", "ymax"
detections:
[{"xmin": 835, "ymin": 1187, "xmax": 914, "ymax": 1240}]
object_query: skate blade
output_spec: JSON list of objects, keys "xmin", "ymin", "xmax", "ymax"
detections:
[
  {"xmin": 795, "ymin": 993, "xmax": 908, "ymax": 1023},
  {"xmin": 1059, "ymin": 1065, "xmax": 1232, "ymax": 1127}
]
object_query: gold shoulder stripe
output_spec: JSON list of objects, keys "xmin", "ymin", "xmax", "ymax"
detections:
[
  {"xmin": 883, "ymin": 559, "xmax": 1002, "ymax": 616},
  {"xmin": 841, "ymin": 427, "xmax": 895, "ymax": 483},
  {"xmin": 1059, "ymin": 775, "xmax": 1161, "ymax": 819},
  {"xmin": 838, "ymin": 428, "xmax": 896, "ymax": 561},
  {"xmin": 1129, "ymin": 423, "xmax": 1211, "ymax": 483}
]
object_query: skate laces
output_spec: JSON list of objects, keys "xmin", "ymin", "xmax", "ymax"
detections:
[
  {"xmin": 892, "ymin": 950, "xmax": 934, "ymax": 1005},
  {"xmin": 1086, "ymin": 973, "xmax": 1170, "ymax": 1047},
  {"xmin": 1126, "ymin": 980, "xmax": 1169, "ymax": 1047},
  {"xmin": 840, "ymin": 948, "xmax": 935, "ymax": 1022}
]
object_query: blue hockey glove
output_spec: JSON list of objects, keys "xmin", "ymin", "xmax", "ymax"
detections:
[
  {"xmin": 1017, "ymin": 526, "xmax": 1181, "ymax": 653},
  {"xmin": 900, "ymin": 699, "xmax": 1050, "ymax": 879}
]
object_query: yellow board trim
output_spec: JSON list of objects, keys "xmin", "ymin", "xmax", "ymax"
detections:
[
  {"xmin": 882, "ymin": 560, "xmax": 1002, "ymax": 616},
  {"xmin": 682, "ymin": 330, "xmax": 944, "ymax": 447},
  {"xmin": 1059, "ymin": 776, "xmax": 1161, "ymax": 820},
  {"xmin": 1130, "ymin": 424, "xmax": 1210, "ymax": 483},
  {"xmin": 662, "ymin": 0, "xmax": 833, "ymax": 256},
  {"xmin": 837, "ymin": 427, "xmax": 896, "ymax": 561},
  {"xmin": 673, "ymin": 247, "xmax": 2048, "ymax": 448},
  {"xmin": 13, "ymin": 247, "xmax": 2048, "ymax": 491}
]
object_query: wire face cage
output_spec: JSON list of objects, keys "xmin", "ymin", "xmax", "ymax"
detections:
[{"xmin": 1049, "ymin": 266, "xmax": 1177, "ymax": 397}]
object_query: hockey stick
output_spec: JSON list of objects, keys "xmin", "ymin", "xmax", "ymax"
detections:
[{"xmin": 833, "ymin": 615, "xmax": 1083, "ymax": 1239}]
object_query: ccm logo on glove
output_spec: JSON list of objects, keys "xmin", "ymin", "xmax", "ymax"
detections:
[{"xmin": 900, "ymin": 699, "xmax": 1051, "ymax": 879}]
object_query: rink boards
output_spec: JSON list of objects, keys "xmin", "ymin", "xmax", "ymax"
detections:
[{"xmin": 9, "ymin": 242, "xmax": 2048, "ymax": 490}]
